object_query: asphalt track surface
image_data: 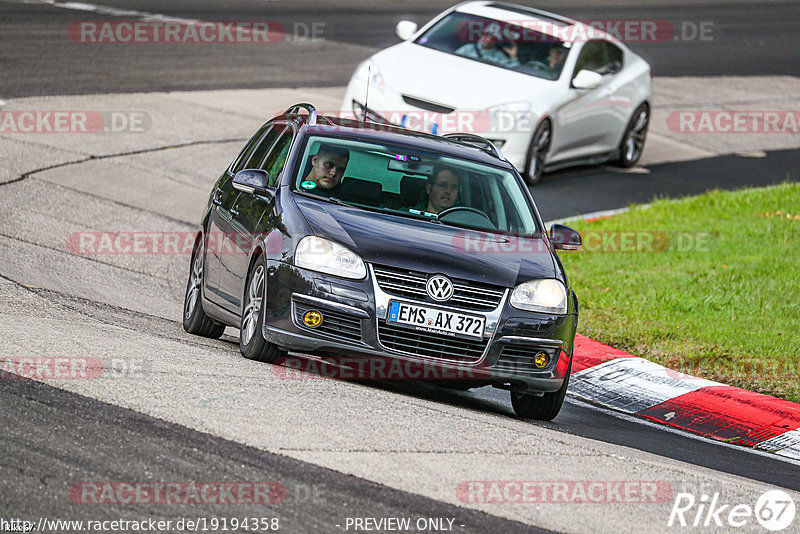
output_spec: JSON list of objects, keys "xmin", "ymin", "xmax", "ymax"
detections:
[
  {"xmin": 2, "ymin": 0, "xmax": 800, "ymax": 532},
  {"xmin": 2, "ymin": 0, "xmax": 800, "ymax": 97}
]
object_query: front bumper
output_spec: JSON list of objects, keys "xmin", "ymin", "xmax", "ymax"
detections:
[{"xmin": 263, "ymin": 261, "xmax": 576, "ymax": 393}]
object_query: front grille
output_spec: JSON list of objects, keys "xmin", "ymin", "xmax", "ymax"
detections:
[
  {"xmin": 294, "ymin": 301, "xmax": 362, "ymax": 343},
  {"xmin": 377, "ymin": 320, "xmax": 488, "ymax": 363},
  {"xmin": 494, "ymin": 344, "xmax": 554, "ymax": 374},
  {"xmin": 373, "ymin": 265, "xmax": 505, "ymax": 311}
]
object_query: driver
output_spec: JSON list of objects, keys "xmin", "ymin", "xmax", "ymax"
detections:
[
  {"xmin": 455, "ymin": 25, "xmax": 519, "ymax": 68},
  {"xmin": 421, "ymin": 166, "xmax": 460, "ymax": 214},
  {"xmin": 304, "ymin": 144, "xmax": 349, "ymax": 191}
]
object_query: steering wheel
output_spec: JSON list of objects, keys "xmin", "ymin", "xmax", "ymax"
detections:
[{"xmin": 437, "ymin": 206, "xmax": 494, "ymax": 228}]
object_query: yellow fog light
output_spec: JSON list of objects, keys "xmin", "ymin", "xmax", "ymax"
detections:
[
  {"xmin": 534, "ymin": 352, "xmax": 550, "ymax": 369},
  {"xmin": 303, "ymin": 310, "xmax": 323, "ymax": 328}
]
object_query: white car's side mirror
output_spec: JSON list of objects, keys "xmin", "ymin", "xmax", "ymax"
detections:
[
  {"xmin": 572, "ymin": 69, "xmax": 603, "ymax": 90},
  {"xmin": 395, "ymin": 20, "xmax": 418, "ymax": 41}
]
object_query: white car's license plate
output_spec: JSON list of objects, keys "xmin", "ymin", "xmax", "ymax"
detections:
[{"xmin": 387, "ymin": 301, "xmax": 485, "ymax": 340}]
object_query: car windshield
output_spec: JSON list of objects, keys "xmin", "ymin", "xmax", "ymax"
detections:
[
  {"xmin": 292, "ymin": 135, "xmax": 541, "ymax": 236},
  {"xmin": 414, "ymin": 12, "xmax": 569, "ymax": 81}
]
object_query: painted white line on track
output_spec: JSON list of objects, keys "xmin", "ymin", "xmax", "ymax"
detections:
[
  {"xmin": 566, "ymin": 395, "xmax": 800, "ymax": 468},
  {"xmin": 51, "ymin": 1, "xmax": 201, "ymax": 25},
  {"xmin": 544, "ymin": 205, "xmax": 644, "ymax": 228}
]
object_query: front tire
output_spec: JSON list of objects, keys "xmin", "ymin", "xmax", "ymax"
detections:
[
  {"xmin": 183, "ymin": 239, "xmax": 225, "ymax": 339},
  {"xmin": 510, "ymin": 354, "xmax": 572, "ymax": 421},
  {"xmin": 523, "ymin": 119, "xmax": 551, "ymax": 186},
  {"xmin": 239, "ymin": 255, "xmax": 285, "ymax": 363},
  {"xmin": 616, "ymin": 103, "xmax": 649, "ymax": 168}
]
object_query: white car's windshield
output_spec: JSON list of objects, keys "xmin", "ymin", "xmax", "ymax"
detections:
[
  {"xmin": 415, "ymin": 12, "xmax": 569, "ymax": 81},
  {"xmin": 293, "ymin": 135, "xmax": 541, "ymax": 236}
]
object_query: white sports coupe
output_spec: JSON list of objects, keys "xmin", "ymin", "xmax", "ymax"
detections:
[{"xmin": 341, "ymin": 1, "xmax": 652, "ymax": 184}]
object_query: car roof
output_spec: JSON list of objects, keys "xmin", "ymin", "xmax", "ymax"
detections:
[
  {"xmin": 454, "ymin": 0, "xmax": 620, "ymax": 45},
  {"xmin": 277, "ymin": 112, "xmax": 515, "ymax": 169}
]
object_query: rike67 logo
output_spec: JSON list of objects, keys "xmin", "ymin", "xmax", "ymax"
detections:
[{"xmin": 668, "ymin": 490, "xmax": 796, "ymax": 531}]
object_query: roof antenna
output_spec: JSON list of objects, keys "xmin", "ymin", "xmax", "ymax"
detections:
[{"xmin": 362, "ymin": 66, "xmax": 371, "ymax": 124}]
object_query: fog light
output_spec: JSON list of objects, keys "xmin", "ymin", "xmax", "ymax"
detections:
[
  {"xmin": 534, "ymin": 351, "xmax": 550, "ymax": 368},
  {"xmin": 303, "ymin": 310, "xmax": 323, "ymax": 328}
]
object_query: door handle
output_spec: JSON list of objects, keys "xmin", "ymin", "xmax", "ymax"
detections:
[
  {"xmin": 230, "ymin": 207, "xmax": 239, "ymax": 217},
  {"xmin": 212, "ymin": 191, "xmax": 222, "ymax": 206}
]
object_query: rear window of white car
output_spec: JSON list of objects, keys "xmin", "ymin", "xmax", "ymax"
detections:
[{"xmin": 415, "ymin": 12, "xmax": 569, "ymax": 81}]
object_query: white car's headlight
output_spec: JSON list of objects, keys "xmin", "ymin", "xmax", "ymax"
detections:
[
  {"xmin": 510, "ymin": 279, "xmax": 568, "ymax": 314},
  {"xmin": 295, "ymin": 236, "xmax": 367, "ymax": 280},
  {"xmin": 487, "ymin": 101, "xmax": 533, "ymax": 128},
  {"xmin": 354, "ymin": 60, "xmax": 386, "ymax": 93},
  {"xmin": 487, "ymin": 101, "xmax": 532, "ymax": 114}
]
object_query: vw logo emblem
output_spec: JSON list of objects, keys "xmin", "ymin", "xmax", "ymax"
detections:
[{"xmin": 426, "ymin": 275, "xmax": 454, "ymax": 301}]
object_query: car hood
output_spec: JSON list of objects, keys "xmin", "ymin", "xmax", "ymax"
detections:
[
  {"xmin": 371, "ymin": 42, "xmax": 557, "ymax": 110},
  {"xmin": 295, "ymin": 198, "xmax": 557, "ymax": 288}
]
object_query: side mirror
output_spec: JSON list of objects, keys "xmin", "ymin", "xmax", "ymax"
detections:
[
  {"xmin": 549, "ymin": 224, "xmax": 582, "ymax": 251},
  {"xmin": 395, "ymin": 20, "xmax": 418, "ymax": 41},
  {"xmin": 571, "ymin": 69, "xmax": 603, "ymax": 90},
  {"xmin": 233, "ymin": 169, "xmax": 272, "ymax": 196}
]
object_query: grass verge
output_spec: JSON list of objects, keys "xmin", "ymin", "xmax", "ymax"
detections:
[{"xmin": 558, "ymin": 182, "xmax": 800, "ymax": 402}]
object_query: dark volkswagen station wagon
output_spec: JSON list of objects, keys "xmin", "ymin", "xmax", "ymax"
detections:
[{"xmin": 183, "ymin": 104, "xmax": 582, "ymax": 420}]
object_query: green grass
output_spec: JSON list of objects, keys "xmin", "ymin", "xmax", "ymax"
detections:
[{"xmin": 559, "ymin": 182, "xmax": 800, "ymax": 402}]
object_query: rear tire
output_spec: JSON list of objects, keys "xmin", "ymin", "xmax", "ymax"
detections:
[
  {"xmin": 239, "ymin": 255, "xmax": 286, "ymax": 364},
  {"xmin": 183, "ymin": 239, "xmax": 225, "ymax": 339},
  {"xmin": 510, "ymin": 354, "xmax": 572, "ymax": 421}
]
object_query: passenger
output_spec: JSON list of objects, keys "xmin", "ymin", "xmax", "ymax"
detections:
[
  {"xmin": 548, "ymin": 46, "xmax": 567, "ymax": 70},
  {"xmin": 304, "ymin": 144, "xmax": 349, "ymax": 190},
  {"xmin": 420, "ymin": 166, "xmax": 461, "ymax": 214},
  {"xmin": 455, "ymin": 25, "xmax": 519, "ymax": 68}
]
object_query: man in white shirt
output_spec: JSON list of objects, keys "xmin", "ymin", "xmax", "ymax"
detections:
[{"xmin": 456, "ymin": 25, "xmax": 519, "ymax": 68}]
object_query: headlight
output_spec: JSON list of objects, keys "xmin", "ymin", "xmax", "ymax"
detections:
[
  {"xmin": 487, "ymin": 101, "xmax": 532, "ymax": 127},
  {"xmin": 295, "ymin": 236, "xmax": 367, "ymax": 280},
  {"xmin": 510, "ymin": 279, "xmax": 568, "ymax": 314},
  {"xmin": 354, "ymin": 60, "xmax": 386, "ymax": 93}
]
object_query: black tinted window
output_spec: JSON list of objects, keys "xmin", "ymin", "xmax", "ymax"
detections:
[
  {"xmin": 243, "ymin": 127, "xmax": 280, "ymax": 170},
  {"xmin": 231, "ymin": 125, "xmax": 270, "ymax": 174},
  {"xmin": 263, "ymin": 127, "xmax": 293, "ymax": 185}
]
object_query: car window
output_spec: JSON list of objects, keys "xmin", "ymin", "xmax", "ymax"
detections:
[
  {"xmin": 262, "ymin": 126, "xmax": 294, "ymax": 186},
  {"xmin": 292, "ymin": 135, "xmax": 540, "ymax": 236},
  {"xmin": 573, "ymin": 39, "xmax": 622, "ymax": 77},
  {"xmin": 243, "ymin": 127, "xmax": 280, "ymax": 171},
  {"xmin": 604, "ymin": 41, "xmax": 623, "ymax": 74},
  {"xmin": 414, "ymin": 12, "xmax": 569, "ymax": 81},
  {"xmin": 573, "ymin": 40, "xmax": 607, "ymax": 76},
  {"xmin": 230, "ymin": 124, "xmax": 270, "ymax": 175}
]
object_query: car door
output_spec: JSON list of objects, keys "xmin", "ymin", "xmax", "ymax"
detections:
[
  {"xmin": 223, "ymin": 125, "xmax": 295, "ymax": 315},
  {"xmin": 550, "ymin": 39, "xmax": 626, "ymax": 162},
  {"xmin": 216, "ymin": 125, "xmax": 285, "ymax": 310},
  {"xmin": 204, "ymin": 124, "xmax": 272, "ymax": 308}
]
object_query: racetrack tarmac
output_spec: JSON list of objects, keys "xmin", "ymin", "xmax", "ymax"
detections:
[{"xmin": 2, "ymin": 1, "xmax": 800, "ymax": 532}]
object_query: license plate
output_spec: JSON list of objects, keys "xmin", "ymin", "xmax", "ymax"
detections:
[{"xmin": 387, "ymin": 301, "xmax": 485, "ymax": 340}]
